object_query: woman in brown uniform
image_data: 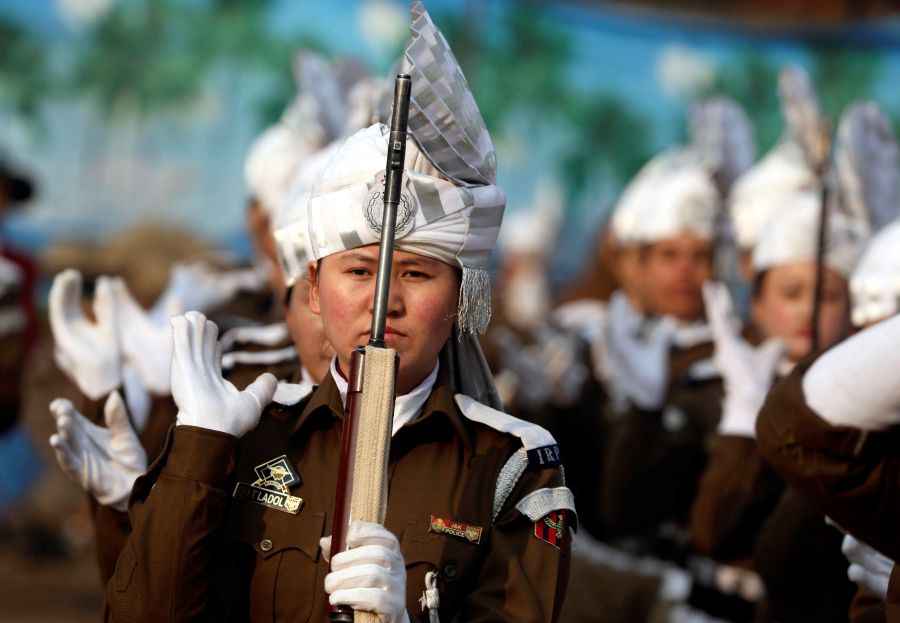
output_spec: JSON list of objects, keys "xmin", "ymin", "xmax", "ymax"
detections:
[
  {"xmin": 690, "ymin": 190, "xmax": 864, "ymax": 621},
  {"xmin": 102, "ymin": 5, "xmax": 572, "ymax": 622}
]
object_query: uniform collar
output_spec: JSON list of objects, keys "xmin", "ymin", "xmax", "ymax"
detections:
[
  {"xmin": 292, "ymin": 355, "xmax": 472, "ymax": 450},
  {"xmin": 328, "ymin": 357, "xmax": 440, "ymax": 436}
]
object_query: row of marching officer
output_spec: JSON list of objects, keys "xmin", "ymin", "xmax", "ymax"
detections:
[{"xmin": 486, "ymin": 66, "xmax": 900, "ymax": 623}]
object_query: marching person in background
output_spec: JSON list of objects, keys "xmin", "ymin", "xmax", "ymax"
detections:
[
  {"xmin": 690, "ymin": 189, "xmax": 865, "ymax": 622},
  {"xmin": 102, "ymin": 5, "xmax": 572, "ymax": 622},
  {"xmin": 697, "ymin": 93, "xmax": 898, "ymax": 622},
  {"xmin": 595, "ymin": 149, "xmax": 721, "ymax": 548},
  {"xmin": 560, "ymin": 147, "xmax": 726, "ymax": 623},
  {"xmin": 754, "ymin": 102, "xmax": 900, "ymax": 621}
]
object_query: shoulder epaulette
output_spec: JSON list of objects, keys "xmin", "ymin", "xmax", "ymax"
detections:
[{"xmin": 454, "ymin": 394, "xmax": 567, "ymax": 523}]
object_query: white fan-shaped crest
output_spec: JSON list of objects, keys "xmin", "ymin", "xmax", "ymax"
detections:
[{"xmin": 401, "ymin": 2, "xmax": 497, "ymax": 186}]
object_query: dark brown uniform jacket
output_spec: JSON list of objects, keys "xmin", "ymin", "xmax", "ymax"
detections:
[
  {"xmin": 601, "ymin": 340, "xmax": 723, "ymax": 546},
  {"xmin": 757, "ymin": 356, "xmax": 900, "ymax": 622},
  {"xmin": 103, "ymin": 367, "xmax": 571, "ymax": 622}
]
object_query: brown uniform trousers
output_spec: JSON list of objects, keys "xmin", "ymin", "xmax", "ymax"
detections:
[
  {"xmin": 757, "ymin": 356, "xmax": 893, "ymax": 622},
  {"xmin": 103, "ymin": 367, "xmax": 571, "ymax": 622}
]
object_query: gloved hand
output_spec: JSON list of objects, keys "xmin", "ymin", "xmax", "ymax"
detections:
[
  {"xmin": 170, "ymin": 311, "xmax": 277, "ymax": 438},
  {"xmin": 49, "ymin": 269, "xmax": 122, "ymax": 400},
  {"xmin": 111, "ymin": 277, "xmax": 181, "ymax": 396},
  {"xmin": 48, "ymin": 391, "xmax": 147, "ymax": 511},
  {"xmin": 603, "ymin": 291, "xmax": 674, "ymax": 410},
  {"xmin": 842, "ymin": 533, "xmax": 893, "ymax": 598},
  {"xmin": 703, "ymin": 282, "xmax": 784, "ymax": 438},
  {"xmin": 153, "ymin": 262, "xmax": 265, "ymax": 320},
  {"xmin": 324, "ymin": 521, "xmax": 410, "ymax": 623}
]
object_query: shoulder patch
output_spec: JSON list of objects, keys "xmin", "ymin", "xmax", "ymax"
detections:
[
  {"xmin": 533, "ymin": 510, "xmax": 570, "ymax": 550},
  {"xmin": 453, "ymin": 394, "xmax": 557, "ymax": 451},
  {"xmin": 515, "ymin": 486, "xmax": 576, "ymax": 522},
  {"xmin": 527, "ymin": 445, "xmax": 563, "ymax": 470}
]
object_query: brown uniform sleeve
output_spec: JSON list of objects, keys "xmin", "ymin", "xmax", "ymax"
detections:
[
  {"xmin": 850, "ymin": 587, "xmax": 887, "ymax": 623},
  {"xmin": 75, "ymin": 389, "xmax": 177, "ymax": 585},
  {"xmin": 457, "ymin": 465, "xmax": 571, "ymax": 623},
  {"xmin": 756, "ymin": 356, "xmax": 900, "ymax": 562},
  {"xmin": 689, "ymin": 435, "xmax": 783, "ymax": 563},
  {"xmin": 103, "ymin": 425, "xmax": 238, "ymax": 623}
]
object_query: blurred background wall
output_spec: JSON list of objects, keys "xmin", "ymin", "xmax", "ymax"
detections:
[{"xmin": 2, "ymin": 0, "xmax": 899, "ymax": 287}]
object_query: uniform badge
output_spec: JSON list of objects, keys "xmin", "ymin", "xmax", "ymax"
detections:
[
  {"xmin": 233, "ymin": 455, "xmax": 304, "ymax": 514},
  {"xmin": 363, "ymin": 172, "xmax": 416, "ymax": 240},
  {"xmin": 429, "ymin": 515, "xmax": 483, "ymax": 545},
  {"xmin": 534, "ymin": 510, "xmax": 568, "ymax": 550}
]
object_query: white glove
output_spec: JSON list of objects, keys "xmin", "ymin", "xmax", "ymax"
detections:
[
  {"xmin": 603, "ymin": 291, "xmax": 673, "ymax": 410},
  {"xmin": 842, "ymin": 533, "xmax": 893, "ymax": 598},
  {"xmin": 324, "ymin": 521, "xmax": 410, "ymax": 623},
  {"xmin": 703, "ymin": 282, "xmax": 784, "ymax": 438},
  {"xmin": 804, "ymin": 312, "xmax": 900, "ymax": 430},
  {"xmin": 111, "ymin": 277, "xmax": 180, "ymax": 396},
  {"xmin": 153, "ymin": 262, "xmax": 265, "ymax": 320},
  {"xmin": 49, "ymin": 269, "xmax": 122, "ymax": 400},
  {"xmin": 48, "ymin": 391, "xmax": 147, "ymax": 511},
  {"xmin": 170, "ymin": 311, "xmax": 277, "ymax": 438}
]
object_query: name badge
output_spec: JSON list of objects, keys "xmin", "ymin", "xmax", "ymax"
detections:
[{"xmin": 233, "ymin": 455, "xmax": 303, "ymax": 514}]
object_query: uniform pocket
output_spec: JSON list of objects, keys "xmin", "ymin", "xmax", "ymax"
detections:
[
  {"xmin": 225, "ymin": 503, "xmax": 327, "ymax": 621},
  {"xmin": 400, "ymin": 517, "xmax": 489, "ymax": 621}
]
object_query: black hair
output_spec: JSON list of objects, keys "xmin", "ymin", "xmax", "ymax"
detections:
[{"xmin": 752, "ymin": 270, "xmax": 769, "ymax": 299}]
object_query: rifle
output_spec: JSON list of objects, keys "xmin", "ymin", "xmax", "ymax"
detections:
[
  {"xmin": 778, "ymin": 67, "xmax": 832, "ymax": 353},
  {"xmin": 328, "ymin": 73, "xmax": 412, "ymax": 623}
]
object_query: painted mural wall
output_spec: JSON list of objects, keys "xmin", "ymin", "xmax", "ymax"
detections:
[{"xmin": 1, "ymin": 0, "xmax": 898, "ymax": 280}]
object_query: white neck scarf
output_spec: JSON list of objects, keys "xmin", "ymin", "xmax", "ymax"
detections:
[{"xmin": 330, "ymin": 357, "xmax": 440, "ymax": 437}]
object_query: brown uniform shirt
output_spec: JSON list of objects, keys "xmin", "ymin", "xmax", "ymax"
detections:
[
  {"xmin": 757, "ymin": 356, "xmax": 900, "ymax": 622},
  {"xmin": 601, "ymin": 340, "xmax": 723, "ymax": 544},
  {"xmin": 103, "ymin": 367, "xmax": 571, "ymax": 622}
]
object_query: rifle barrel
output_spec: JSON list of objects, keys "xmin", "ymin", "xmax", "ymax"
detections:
[{"xmin": 370, "ymin": 74, "xmax": 412, "ymax": 348}]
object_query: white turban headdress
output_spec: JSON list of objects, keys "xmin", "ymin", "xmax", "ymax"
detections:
[{"xmin": 305, "ymin": 3, "xmax": 504, "ymax": 335}]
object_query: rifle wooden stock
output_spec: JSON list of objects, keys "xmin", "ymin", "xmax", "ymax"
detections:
[{"xmin": 328, "ymin": 346, "xmax": 398, "ymax": 623}]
